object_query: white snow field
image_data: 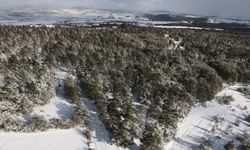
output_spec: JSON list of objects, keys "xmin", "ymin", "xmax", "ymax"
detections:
[
  {"xmin": 165, "ymin": 84, "xmax": 250, "ymax": 150},
  {"xmin": 0, "ymin": 129, "xmax": 88, "ymax": 150}
]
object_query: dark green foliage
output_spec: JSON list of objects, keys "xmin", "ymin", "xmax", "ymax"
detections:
[
  {"xmin": 140, "ymin": 123, "xmax": 163, "ymax": 150},
  {"xmin": 159, "ymin": 84, "xmax": 193, "ymax": 138},
  {"xmin": 196, "ymin": 64, "xmax": 223, "ymax": 102},
  {"xmin": 64, "ymin": 77, "xmax": 81, "ymax": 103},
  {"xmin": 64, "ymin": 76, "xmax": 88, "ymax": 126},
  {"xmin": 208, "ymin": 61, "xmax": 238, "ymax": 82},
  {"xmin": 80, "ymin": 75, "xmax": 103, "ymax": 101}
]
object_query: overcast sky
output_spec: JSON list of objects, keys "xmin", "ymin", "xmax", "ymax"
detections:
[{"xmin": 1, "ymin": 0, "xmax": 250, "ymax": 18}]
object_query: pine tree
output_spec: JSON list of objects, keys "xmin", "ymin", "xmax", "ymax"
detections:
[{"xmin": 141, "ymin": 123, "xmax": 163, "ymax": 150}]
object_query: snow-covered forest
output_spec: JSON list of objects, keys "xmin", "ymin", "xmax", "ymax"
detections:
[{"xmin": 0, "ymin": 26, "xmax": 250, "ymax": 149}]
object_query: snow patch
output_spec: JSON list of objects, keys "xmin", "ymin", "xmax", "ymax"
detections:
[
  {"xmin": 165, "ymin": 34, "xmax": 185, "ymax": 51},
  {"xmin": 55, "ymin": 70, "xmax": 76, "ymax": 81},
  {"xmin": 32, "ymin": 83, "xmax": 75, "ymax": 121},
  {"xmin": 55, "ymin": 70, "xmax": 68, "ymax": 80},
  {"xmin": 0, "ymin": 129, "xmax": 88, "ymax": 150},
  {"xmin": 32, "ymin": 95, "xmax": 75, "ymax": 121},
  {"xmin": 185, "ymin": 15, "xmax": 201, "ymax": 18},
  {"xmin": 106, "ymin": 92, "xmax": 114, "ymax": 99}
]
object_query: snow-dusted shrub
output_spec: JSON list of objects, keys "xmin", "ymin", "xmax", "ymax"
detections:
[
  {"xmin": 245, "ymin": 115, "xmax": 250, "ymax": 123},
  {"xmin": 234, "ymin": 119, "xmax": 240, "ymax": 127},
  {"xmin": 225, "ymin": 124, "xmax": 234, "ymax": 135},
  {"xmin": 224, "ymin": 140, "xmax": 235, "ymax": 150},
  {"xmin": 199, "ymin": 137, "xmax": 213, "ymax": 150},
  {"xmin": 242, "ymin": 132, "xmax": 250, "ymax": 150},
  {"xmin": 0, "ymin": 112, "xmax": 23, "ymax": 132},
  {"xmin": 25, "ymin": 115, "xmax": 49, "ymax": 132},
  {"xmin": 213, "ymin": 115, "xmax": 220, "ymax": 123},
  {"xmin": 237, "ymin": 87, "xmax": 250, "ymax": 97},
  {"xmin": 216, "ymin": 95, "xmax": 235, "ymax": 105},
  {"xmin": 83, "ymin": 129, "xmax": 91, "ymax": 140},
  {"xmin": 72, "ymin": 103, "xmax": 88, "ymax": 127},
  {"xmin": 52, "ymin": 119, "xmax": 73, "ymax": 129}
]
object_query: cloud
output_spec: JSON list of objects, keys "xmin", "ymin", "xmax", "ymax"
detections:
[{"xmin": 0, "ymin": 0, "xmax": 250, "ymax": 18}]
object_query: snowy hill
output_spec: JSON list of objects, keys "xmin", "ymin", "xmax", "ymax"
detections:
[
  {"xmin": 0, "ymin": 8, "xmax": 140, "ymax": 25},
  {"xmin": 0, "ymin": 7, "xmax": 250, "ymax": 28}
]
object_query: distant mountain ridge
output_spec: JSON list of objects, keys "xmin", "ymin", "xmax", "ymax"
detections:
[{"xmin": 0, "ymin": 7, "xmax": 250, "ymax": 28}]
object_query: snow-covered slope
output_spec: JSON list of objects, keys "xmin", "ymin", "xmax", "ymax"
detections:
[
  {"xmin": 0, "ymin": 129, "xmax": 88, "ymax": 150},
  {"xmin": 165, "ymin": 84, "xmax": 250, "ymax": 150},
  {"xmin": 0, "ymin": 8, "xmax": 139, "ymax": 25}
]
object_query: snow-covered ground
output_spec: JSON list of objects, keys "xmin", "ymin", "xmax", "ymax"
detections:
[
  {"xmin": 32, "ymin": 85, "xmax": 75, "ymax": 121},
  {"xmin": 83, "ymin": 98, "xmax": 128, "ymax": 150},
  {"xmin": 165, "ymin": 84, "xmax": 250, "ymax": 150},
  {"xmin": 0, "ymin": 129, "xmax": 88, "ymax": 150}
]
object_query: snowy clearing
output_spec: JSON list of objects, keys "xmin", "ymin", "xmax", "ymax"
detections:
[
  {"xmin": 83, "ymin": 98, "xmax": 128, "ymax": 150},
  {"xmin": 165, "ymin": 84, "xmax": 250, "ymax": 150},
  {"xmin": 32, "ymin": 91, "xmax": 75, "ymax": 121},
  {"xmin": 32, "ymin": 81, "xmax": 75, "ymax": 121},
  {"xmin": 0, "ymin": 129, "xmax": 88, "ymax": 150}
]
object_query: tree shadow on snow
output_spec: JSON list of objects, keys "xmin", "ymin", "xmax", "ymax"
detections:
[
  {"xmin": 56, "ymin": 102, "xmax": 75, "ymax": 120},
  {"xmin": 174, "ymin": 137, "xmax": 199, "ymax": 150},
  {"xmin": 56, "ymin": 85, "xmax": 65, "ymax": 99},
  {"xmin": 83, "ymin": 98, "xmax": 112, "ymax": 144}
]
